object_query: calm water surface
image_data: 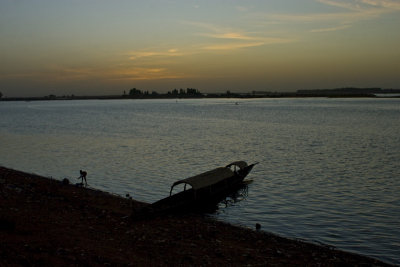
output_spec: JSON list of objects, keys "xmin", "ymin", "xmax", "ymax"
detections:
[{"xmin": 1, "ymin": 98, "xmax": 399, "ymax": 264}]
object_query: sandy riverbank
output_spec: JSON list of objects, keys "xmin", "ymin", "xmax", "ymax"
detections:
[{"xmin": 0, "ymin": 166, "xmax": 393, "ymax": 266}]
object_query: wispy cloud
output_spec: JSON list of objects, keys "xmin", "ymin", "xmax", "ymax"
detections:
[
  {"xmin": 315, "ymin": 0, "xmax": 400, "ymax": 24},
  {"xmin": 310, "ymin": 24, "xmax": 351, "ymax": 33},
  {"xmin": 128, "ymin": 49, "xmax": 183, "ymax": 60},
  {"xmin": 271, "ymin": 7, "xmax": 379, "ymax": 24},
  {"xmin": 202, "ymin": 38, "xmax": 293, "ymax": 51},
  {"xmin": 316, "ymin": 0, "xmax": 400, "ymax": 12},
  {"xmin": 199, "ymin": 32, "xmax": 259, "ymax": 41},
  {"xmin": 266, "ymin": 0, "xmax": 400, "ymax": 33},
  {"xmin": 182, "ymin": 21, "xmax": 226, "ymax": 34},
  {"xmin": 315, "ymin": 0, "xmax": 361, "ymax": 11},
  {"xmin": 108, "ymin": 67, "xmax": 186, "ymax": 81},
  {"xmin": 359, "ymin": 0, "xmax": 400, "ymax": 9},
  {"xmin": 1, "ymin": 64, "xmax": 188, "ymax": 82},
  {"xmin": 0, "ymin": 67, "xmax": 97, "ymax": 82},
  {"xmin": 185, "ymin": 21, "xmax": 294, "ymax": 51},
  {"xmin": 202, "ymin": 42, "xmax": 265, "ymax": 51}
]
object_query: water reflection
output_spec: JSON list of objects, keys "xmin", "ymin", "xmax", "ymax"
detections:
[
  {"xmin": 219, "ymin": 183, "xmax": 249, "ymax": 209},
  {"xmin": 186, "ymin": 183, "xmax": 251, "ymax": 214}
]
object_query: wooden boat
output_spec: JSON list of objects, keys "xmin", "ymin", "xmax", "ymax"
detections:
[{"xmin": 143, "ymin": 161, "xmax": 257, "ymax": 215}]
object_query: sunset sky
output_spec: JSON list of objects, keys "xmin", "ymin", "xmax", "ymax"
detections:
[{"xmin": 1, "ymin": 0, "xmax": 400, "ymax": 97}]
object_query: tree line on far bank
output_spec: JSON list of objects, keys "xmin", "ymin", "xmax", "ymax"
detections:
[
  {"xmin": 127, "ymin": 87, "xmax": 202, "ymax": 97},
  {"xmin": 1, "ymin": 87, "xmax": 400, "ymax": 101}
]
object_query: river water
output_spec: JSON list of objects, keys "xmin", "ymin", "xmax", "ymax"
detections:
[{"xmin": 1, "ymin": 98, "xmax": 399, "ymax": 264}]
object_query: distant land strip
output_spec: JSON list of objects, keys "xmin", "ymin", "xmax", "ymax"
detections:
[{"xmin": 1, "ymin": 87, "xmax": 400, "ymax": 101}]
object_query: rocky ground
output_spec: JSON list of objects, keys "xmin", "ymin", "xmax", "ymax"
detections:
[{"xmin": 0, "ymin": 166, "xmax": 393, "ymax": 266}]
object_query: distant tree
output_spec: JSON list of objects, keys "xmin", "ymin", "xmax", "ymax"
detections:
[
  {"xmin": 0, "ymin": 91, "xmax": 2, "ymax": 99},
  {"xmin": 187, "ymin": 88, "xmax": 200, "ymax": 95},
  {"xmin": 129, "ymin": 88, "xmax": 142, "ymax": 96}
]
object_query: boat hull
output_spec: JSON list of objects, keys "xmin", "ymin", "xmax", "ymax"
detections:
[{"xmin": 142, "ymin": 163, "xmax": 256, "ymax": 215}]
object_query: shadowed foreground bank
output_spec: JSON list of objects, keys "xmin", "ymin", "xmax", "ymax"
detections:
[{"xmin": 0, "ymin": 167, "xmax": 393, "ymax": 266}]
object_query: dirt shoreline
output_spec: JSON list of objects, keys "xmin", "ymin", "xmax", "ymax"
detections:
[{"xmin": 0, "ymin": 166, "xmax": 393, "ymax": 266}]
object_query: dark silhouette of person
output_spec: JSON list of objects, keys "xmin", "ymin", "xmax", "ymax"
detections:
[{"xmin": 78, "ymin": 170, "xmax": 87, "ymax": 186}]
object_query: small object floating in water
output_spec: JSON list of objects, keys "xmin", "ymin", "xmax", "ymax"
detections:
[{"xmin": 256, "ymin": 223, "xmax": 261, "ymax": 231}]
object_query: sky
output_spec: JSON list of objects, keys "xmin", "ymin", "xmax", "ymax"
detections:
[{"xmin": 1, "ymin": 0, "xmax": 400, "ymax": 97}]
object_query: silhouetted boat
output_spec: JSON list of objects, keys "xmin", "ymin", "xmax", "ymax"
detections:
[{"xmin": 143, "ymin": 161, "xmax": 257, "ymax": 215}]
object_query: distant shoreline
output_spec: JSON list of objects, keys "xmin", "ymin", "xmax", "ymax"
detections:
[{"xmin": 1, "ymin": 87, "xmax": 400, "ymax": 101}]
